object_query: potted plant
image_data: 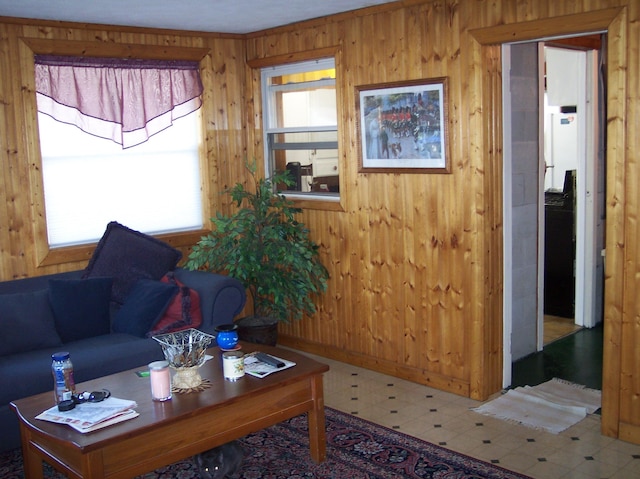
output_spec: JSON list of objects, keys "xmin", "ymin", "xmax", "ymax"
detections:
[{"xmin": 185, "ymin": 160, "xmax": 329, "ymax": 345}]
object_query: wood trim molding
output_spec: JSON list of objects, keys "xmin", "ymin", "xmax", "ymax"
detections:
[
  {"xmin": 469, "ymin": 7, "xmax": 623, "ymax": 45},
  {"xmin": 20, "ymin": 37, "xmax": 210, "ymax": 61},
  {"xmin": 246, "ymin": 46, "xmax": 340, "ymax": 68}
]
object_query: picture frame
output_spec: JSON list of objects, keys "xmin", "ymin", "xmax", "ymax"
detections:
[{"xmin": 356, "ymin": 77, "xmax": 449, "ymax": 173}]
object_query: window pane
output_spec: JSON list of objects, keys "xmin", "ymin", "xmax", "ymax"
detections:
[
  {"xmin": 262, "ymin": 58, "xmax": 339, "ymax": 199},
  {"xmin": 269, "ymin": 131, "xmax": 338, "ymax": 194},
  {"xmin": 39, "ymin": 111, "xmax": 203, "ymax": 247}
]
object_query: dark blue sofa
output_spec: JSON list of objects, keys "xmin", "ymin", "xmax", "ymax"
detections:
[{"xmin": 0, "ymin": 267, "xmax": 246, "ymax": 452}]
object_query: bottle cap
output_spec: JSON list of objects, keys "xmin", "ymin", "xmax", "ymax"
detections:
[{"xmin": 52, "ymin": 352, "xmax": 70, "ymax": 361}]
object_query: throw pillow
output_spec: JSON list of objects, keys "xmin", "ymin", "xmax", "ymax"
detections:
[
  {"xmin": 82, "ymin": 221, "xmax": 182, "ymax": 304},
  {"xmin": 0, "ymin": 289, "xmax": 63, "ymax": 356},
  {"xmin": 49, "ymin": 277, "xmax": 113, "ymax": 343},
  {"xmin": 112, "ymin": 279, "xmax": 178, "ymax": 338},
  {"xmin": 148, "ymin": 272, "xmax": 203, "ymax": 336}
]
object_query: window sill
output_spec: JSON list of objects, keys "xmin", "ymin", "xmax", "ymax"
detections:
[{"xmin": 38, "ymin": 229, "xmax": 209, "ymax": 268}]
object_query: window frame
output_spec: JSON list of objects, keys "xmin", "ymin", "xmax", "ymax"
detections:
[
  {"xmin": 249, "ymin": 47, "xmax": 344, "ymax": 211},
  {"xmin": 19, "ymin": 38, "xmax": 212, "ymax": 267}
]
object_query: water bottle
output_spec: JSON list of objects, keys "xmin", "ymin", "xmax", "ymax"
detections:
[{"xmin": 52, "ymin": 352, "xmax": 75, "ymax": 404}]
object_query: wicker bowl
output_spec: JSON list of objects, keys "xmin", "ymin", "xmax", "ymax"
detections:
[{"xmin": 152, "ymin": 329, "xmax": 215, "ymax": 390}]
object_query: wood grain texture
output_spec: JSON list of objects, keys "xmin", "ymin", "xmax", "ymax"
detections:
[{"xmin": 1, "ymin": 0, "xmax": 640, "ymax": 443}]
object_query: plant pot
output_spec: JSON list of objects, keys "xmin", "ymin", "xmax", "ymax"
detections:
[{"xmin": 236, "ymin": 316, "xmax": 279, "ymax": 346}]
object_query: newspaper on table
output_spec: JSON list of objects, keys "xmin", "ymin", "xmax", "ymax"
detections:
[
  {"xmin": 243, "ymin": 353, "xmax": 295, "ymax": 378},
  {"xmin": 36, "ymin": 397, "xmax": 138, "ymax": 433}
]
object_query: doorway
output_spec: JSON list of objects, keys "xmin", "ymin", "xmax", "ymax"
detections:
[{"xmin": 502, "ymin": 35, "xmax": 605, "ymax": 388}]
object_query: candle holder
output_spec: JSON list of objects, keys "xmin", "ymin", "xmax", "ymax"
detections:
[{"xmin": 152, "ymin": 329, "xmax": 215, "ymax": 392}]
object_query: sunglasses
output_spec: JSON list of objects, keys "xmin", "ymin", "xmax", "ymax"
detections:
[{"xmin": 57, "ymin": 389, "xmax": 111, "ymax": 412}]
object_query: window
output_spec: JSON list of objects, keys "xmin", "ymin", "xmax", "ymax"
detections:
[
  {"xmin": 39, "ymin": 110, "xmax": 203, "ymax": 247},
  {"xmin": 261, "ymin": 58, "xmax": 339, "ymax": 198}
]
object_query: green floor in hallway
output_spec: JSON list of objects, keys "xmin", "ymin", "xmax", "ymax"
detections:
[{"xmin": 511, "ymin": 322, "xmax": 603, "ymax": 390}]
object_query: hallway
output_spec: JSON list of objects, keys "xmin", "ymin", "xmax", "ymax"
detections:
[{"xmin": 512, "ymin": 323, "xmax": 603, "ymax": 391}]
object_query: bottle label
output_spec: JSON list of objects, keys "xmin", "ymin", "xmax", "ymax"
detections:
[{"xmin": 53, "ymin": 366, "xmax": 75, "ymax": 403}]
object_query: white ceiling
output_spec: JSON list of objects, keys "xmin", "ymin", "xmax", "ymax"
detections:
[{"xmin": 0, "ymin": 0, "xmax": 398, "ymax": 34}]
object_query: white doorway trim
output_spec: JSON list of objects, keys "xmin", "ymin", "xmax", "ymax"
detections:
[{"xmin": 502, "ymin": 44, "xmax": 513, "ymax": 388}]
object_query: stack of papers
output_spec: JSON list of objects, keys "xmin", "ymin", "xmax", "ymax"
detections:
[
  {"xmin": 244, "ymin": 353, "xmax": 295, "ymax": 378},
  {"xmin": 36, "ymin": 397, "xmax": 138, "ymax": 433}
]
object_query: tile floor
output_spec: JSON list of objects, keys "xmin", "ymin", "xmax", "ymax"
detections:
[{"xmin": 303, "ymin": 352, "xmax": 640, "ymax": 479}]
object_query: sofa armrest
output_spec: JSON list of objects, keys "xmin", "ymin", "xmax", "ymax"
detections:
[{"xmin": 173, "ymin": 267, "xmax": 246, "ymax": 330}]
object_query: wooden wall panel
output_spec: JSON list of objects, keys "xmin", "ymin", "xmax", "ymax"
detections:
[
  {"xmin": 1, "ymin": 0, "xmax": 640, "ymax": 443},
  {"xmin": 245, "ymin": 0, "xmax": 640, "ymax": 444}
]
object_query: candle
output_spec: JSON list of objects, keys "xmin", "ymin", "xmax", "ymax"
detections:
[{"xmin": 149, "ymin": 361, "xmax": 172, "ymax": 401}]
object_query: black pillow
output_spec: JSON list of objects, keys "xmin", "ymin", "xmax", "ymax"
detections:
[
  {"xmin": 49, "ymin": 277, "xmax": 113, "ymax": 343},
  {"xmin": 83, "ymin": 222, "xmax": 182, "ymax": 304},
  {"xmin": 0, "ymin": 289, "xmax": 63, "ymax": 356},
  {"xmin": 112, "ymin": 279, "xmax": 178, "ymax": 338}
]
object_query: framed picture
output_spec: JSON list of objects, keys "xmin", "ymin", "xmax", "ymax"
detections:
[{"xmin": 356, "ymin": 77, "xmax": 449, "ymax": 173}]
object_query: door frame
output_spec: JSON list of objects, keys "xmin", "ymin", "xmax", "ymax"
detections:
[{"xmin": 469, "ymin": 6, "xmax": 626, "ymax": 438}]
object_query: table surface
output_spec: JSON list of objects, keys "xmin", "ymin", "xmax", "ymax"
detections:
[{"xmin": 11, "ymin": 342, "xmax": 329, "ymax": 478}]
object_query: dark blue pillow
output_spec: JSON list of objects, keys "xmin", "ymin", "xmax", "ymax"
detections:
[
  {"xmin": 82, "ymin": 222, "xmax": 182, "ymax": 305},
  {"xmin": 112, "ymin": 279, "xmax": 178, "ymax": 338},
  {"xmin": 0, "ymin": 289, "xmax": 63, "ymax": 356},
  {"xmin": 49, "ymin": 277, "xmax": 113, "ymax": 343}
]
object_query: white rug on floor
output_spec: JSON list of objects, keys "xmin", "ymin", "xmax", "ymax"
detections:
[{"xmin": 472, "ymin": 378, "xmax": 601, "ymax": 434}]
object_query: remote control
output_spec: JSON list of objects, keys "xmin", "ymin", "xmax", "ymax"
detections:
[{"xmin": 254, "ymin": 352, "xmax": 285, "ymax": 368}]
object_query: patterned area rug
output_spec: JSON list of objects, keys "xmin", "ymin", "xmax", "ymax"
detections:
[{"xmin": 1, "ymin": 407, "xmax": 531, "ymax": 479}]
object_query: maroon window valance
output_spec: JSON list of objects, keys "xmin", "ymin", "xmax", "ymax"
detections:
[{"xmin": 35, "ymin": 55, "xmax": 203, "ymax": 148}]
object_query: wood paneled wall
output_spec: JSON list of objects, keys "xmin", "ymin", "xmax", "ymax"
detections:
[
  {"xmin": 243, "ymin": 0, "xmax": 640, "ymax": 443},
  {"xmin": 1, "ymin": 0, "xmax": 639, "ymax": 444}
]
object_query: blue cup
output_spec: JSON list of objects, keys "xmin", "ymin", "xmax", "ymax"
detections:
[{"xmin": 215, "ymin": 324, "xmax": 239, "ymax": 350}]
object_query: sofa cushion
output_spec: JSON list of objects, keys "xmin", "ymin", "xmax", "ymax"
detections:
[
  {"xmin": 83, "ymin": 222, "xmax": 182, "ymax": 304},
  {"xmin": 48, "ymin": 277, "xmax": 113, "ymax": 343},
  {"xmin": 0, "ymin": 289, "xmax": 62, "ymax": 356},
  {"xmin": 0, "ymin": 333, "xmax": 165, "ymax": 406},
  {"xmin": 112, "ymin": 279, "xmax": 178, "ymax": 338},
  {"xmin": 148, "ymin": 272, "xmax": 202, "ymax": 336}
]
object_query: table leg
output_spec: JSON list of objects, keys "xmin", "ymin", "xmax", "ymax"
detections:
[
  {"xmin": 20, "ymin": 426, "xmax": 44, "ymax": 479},
  {"xmin": 307, "ymin": 374, "xmax": 326, "ymax": 463}
]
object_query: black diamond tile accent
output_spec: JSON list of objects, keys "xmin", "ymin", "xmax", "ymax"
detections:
[
  {"xmin": 392, "ymin": 425, "xmax": 400, "ymax": 429},
  {"xmin": 351, "ymin": 373, "xmax": 358, "ymax": 376},
  {"xmin": 430, "ymin": 408, "xmax": 438, "ymax": 412},
  {"xmin": 351, "ymin": 384, "xmax": 358, "ymax": 387},
  {"xmin": 571, "ymin": 437, "xmax": 580, "ymax": 441},
  {"xmin": 537, "ymin": 458, "xmax": 547, "ymax": 462},
  {"xmin": 390, "ymin": 410, "xmax": 398, "ymax": 414},
  {"xmin": 351, "ymin": 397, "xmax": 358, "ymax": 401},
  {"xmin": 527, "ymin": 438, "xmax": 536, "ymax": 443},
  {"xmin": 426, "ymin": 395, "xmax": 433, "ymax": 398},
  {"xmin": 483, "ymin": 440, "xmax": 491, "ymax": 444},
  {"xmin": 434, "ymin": 424, "xmax": 442, "ymax": 428},
  {"xmin": 633, "ymin": 454, "xmax": 640, "ymax": 459},
  {"xmin": 585, "ymin": 456, "xmax": 594, "ymax": 461},
  {"xmin": 388, "ymin": 396, "xmax": 396, "ymax": 399},
  {"xmin": 475, "ymin": 423, "xmax": 484, "ymax": 427},
  {"xmin": 439, "ymin": 442, "xmax": 447, "ymax": 446},
  {"xmin": 491, "ymin": 459, "xmax": 500, "ymax": 464},
  {"xmin": 387, "ymin": 383, "xmax": 394, "ymax": 387}
]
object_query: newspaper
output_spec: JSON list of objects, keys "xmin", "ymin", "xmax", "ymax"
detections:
[
  {"xmin": 36, "ymin": 397, "xmax": 138, "ymax": 433},
  {"xmin": 243, "ymin": 353, "xmax": 295, "ymax": 378}
]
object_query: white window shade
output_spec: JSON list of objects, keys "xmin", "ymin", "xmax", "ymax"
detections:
[{"xmin": 39, "ymin": 111, "xmax": 203, "ymax": 247}]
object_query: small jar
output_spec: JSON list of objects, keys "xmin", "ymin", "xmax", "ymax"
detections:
[
  {"xmin": 215, "ymin": 324, "xmax": 239, "ymax": 350},
  {"xmin": 52, "ymin": 352, "xmax": 75, "ymax": 404}
]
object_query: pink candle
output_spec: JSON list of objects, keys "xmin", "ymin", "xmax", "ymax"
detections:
[{"xmin": 149, "ymin": 361, "xmax": 172, "ymax": 401}]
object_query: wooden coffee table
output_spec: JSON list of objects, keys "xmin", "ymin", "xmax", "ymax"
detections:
[{"xmin": 11, "ymin": 342, "xmax": 329, "ymax": 479}]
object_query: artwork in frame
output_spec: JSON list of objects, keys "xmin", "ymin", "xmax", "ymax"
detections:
[{"xmin": 356, "ymin": 77, "xmax": 449, "ymax": 173}]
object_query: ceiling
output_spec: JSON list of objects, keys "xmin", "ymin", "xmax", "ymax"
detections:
[{"xmin": 0, "ymin": 0, "xmax": 398, "ymax": 34}]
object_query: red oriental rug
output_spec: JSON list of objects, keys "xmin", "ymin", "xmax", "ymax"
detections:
[{"xmin": 1, "ymin": 407, "xmax": 532, "ymax": 478}]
